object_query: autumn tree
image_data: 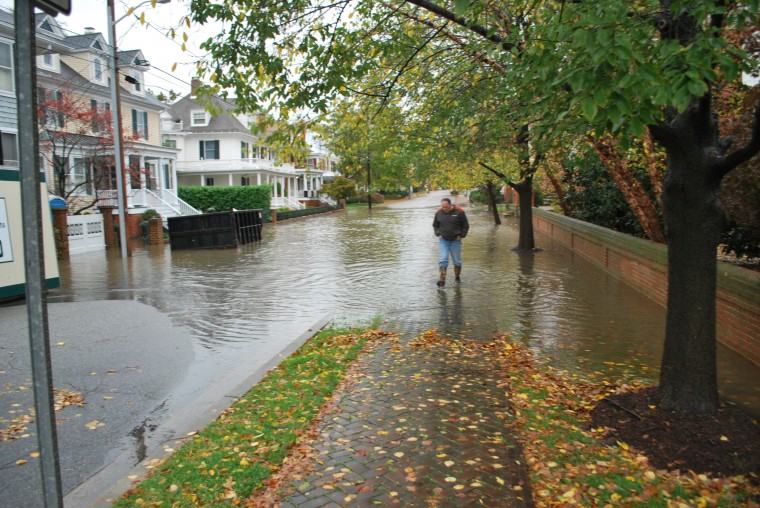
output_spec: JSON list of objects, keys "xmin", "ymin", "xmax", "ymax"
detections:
[
  {"xmin": 193, "ymin": 0, "xmax": 760, "ymax": 415},
  {"xmin": 38, "ymin": 89, "xmax": 120, "ymax": 214}
]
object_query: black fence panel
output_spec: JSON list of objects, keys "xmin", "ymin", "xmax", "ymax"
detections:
[{"xmin": 168, "ymin": 209, "xmax": 263, "ymax": 250}]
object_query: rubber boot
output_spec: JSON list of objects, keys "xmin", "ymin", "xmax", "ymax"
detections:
[
  {"xmin": 454, "ymin": 265, "xmax": 461, "ymax": 282},
  {"xmin": 437, "ymin": 267, "xmax": 446, "ymax": 287}
]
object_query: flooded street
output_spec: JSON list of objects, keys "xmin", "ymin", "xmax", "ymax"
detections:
[{"xmin": 51, "ymin": 191, "xmax": 760, "ymax": 415}]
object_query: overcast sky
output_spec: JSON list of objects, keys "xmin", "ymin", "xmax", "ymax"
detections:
[{"xmin": 3, "ymin": 0, "xmax": 212, "ymax": 97}]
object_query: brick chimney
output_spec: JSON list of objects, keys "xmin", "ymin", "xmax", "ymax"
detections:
[{"xmin": 191, "ymin": 78, "xmax": 201, "ymax": 98}]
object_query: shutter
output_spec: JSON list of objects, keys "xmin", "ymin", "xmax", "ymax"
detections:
[
  {"xmin": 199, "ymin": 140, "xmax": 204, "ymax": 159},
  {"xmin": 132, "ymin": 109, "xmax": 137, "ymax": 133},
  {"xmin": 90, "ymin": 99, "xmax": 97, "ymax": 110},
  {"xmin": 213, "ymin": 140, "xmax": 220, "ymax": 159},
  {"xmin": 143, "ymin": 111, "xmax": 148, "ymax": 138}
]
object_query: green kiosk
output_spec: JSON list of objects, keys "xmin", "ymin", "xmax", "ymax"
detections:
[{"xmin": 0, "ymin": 168, "xmax": 60, "ymax": 301}]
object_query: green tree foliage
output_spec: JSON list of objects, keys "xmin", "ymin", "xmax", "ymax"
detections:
[
  {"xmin": 192, "ymin": 0, "xmax": 760, "ymax": 415},
  {"xmin": 321, "ymin": 176, "xmax": 358, "ymax": 201},
  {"xmin": 178, "ymin": 185, "xmax": 273, "ymax": 214},
  {"xmin": 561, "ymin": 151, "xmax": 646, "ymax": 237}
]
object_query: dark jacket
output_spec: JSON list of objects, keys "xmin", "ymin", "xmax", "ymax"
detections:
[{"xmin": 433, "ymin": 207, "xmax": 469, "ymax": 241}]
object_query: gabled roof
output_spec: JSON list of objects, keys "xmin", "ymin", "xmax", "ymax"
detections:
[
  {"xmin": 118, "ymin": 50, "xmax": 148, "ymax": 68},
  {"xmin": 37, "ymin": 60, "xmax": 166, "ymax": 111},
  {"xmin": 0, "ymin": 9, "xmax": 70, "ymax": 53},
  {"xmin": 166, "ymin": 94, "xmax": 252, "ymax": 134},
  {"xmin": 35, "ymin": 13, "xmax": 66, "ymax": 38},
  {"xmin": 64, "ymin": 32, "xmax": 108, "ymax": 53}
]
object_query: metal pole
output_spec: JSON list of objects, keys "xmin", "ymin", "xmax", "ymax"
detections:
[
  {"xmin": 14, "ymin": 2, "xmax": 63, "ymax": 506},
  {"xmin": 107, "ymin": 0, "xmax": 129, "ymax": 258}
]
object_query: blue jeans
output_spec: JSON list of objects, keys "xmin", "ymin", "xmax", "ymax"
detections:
[{"xmin": 438, "ymin": 238, "xmax": 462, "ymax": 268}]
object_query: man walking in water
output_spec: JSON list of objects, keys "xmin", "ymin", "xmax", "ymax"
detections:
[{"xmin": 433, "ymin": 197, "xmax": 469, "ymax": 287}]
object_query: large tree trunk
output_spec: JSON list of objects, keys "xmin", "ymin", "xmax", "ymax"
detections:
[
  {"xmin": 654, "ymin": 100, "xmax": 725, "ymax": 415},
  {"xmin": 485, "ymin": 181, "xmax": 501, "ymax": 225},
  {"xmin": 590, "ymin": 135, "xmax": 666, "ymax": 243},
  {"xmin": 512, "ymin": 177, "xmax": 535, "ymax": 251}
]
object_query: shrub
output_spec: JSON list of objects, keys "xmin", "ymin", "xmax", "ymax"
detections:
[
  {"xmin": 178, "ymin": 185, "xmax": 273, "ymax": 213},
  {"xmin": 322, "ymin": 176, "xmax": 357, "ymax": 201},
  {"xmin": 358, "ymin": 192, "xmax": 385, "ymax": 204}
]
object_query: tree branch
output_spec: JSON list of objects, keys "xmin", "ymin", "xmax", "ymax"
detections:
[
  {"xmin": 478, "ymin": 161, "xmax": 514, "ymax": 187},
  {"xmin": 716, "ymin": 102, "xmax": 760, "ymax": 178},
  {"xmin": 404, "ymin": 0, "xmax": 514, "ymax": 51},
  {"xmin": 372, "ymin": 22, "xmax": 449, "ymax": 121}
]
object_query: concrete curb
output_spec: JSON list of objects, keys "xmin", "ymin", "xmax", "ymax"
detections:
[{"xmin": 64, "ymin": 314, "xmax": 332, "ymax": 508}]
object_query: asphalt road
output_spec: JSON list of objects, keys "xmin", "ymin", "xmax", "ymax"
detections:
[{"xmin": 1, "ymin": 300, "xmax": 195, "ymax": 507}]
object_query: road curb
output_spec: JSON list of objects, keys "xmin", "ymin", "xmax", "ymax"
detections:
[{"xmin": 64, "ymin": 314, "xmax": 332, "ymax": 508}]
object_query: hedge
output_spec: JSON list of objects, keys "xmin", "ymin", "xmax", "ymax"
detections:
[
  {"xmin": 271, "ymin": 205, "xmax": 340, "ymax": 222},
  {"xmin": 178, "ymin": 185, "xmax": 273, "ymax": 216}
]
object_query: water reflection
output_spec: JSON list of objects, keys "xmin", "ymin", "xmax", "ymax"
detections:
[{"xmin": 50, "ymin": 197, "xmax": 760, "ymax": 415}]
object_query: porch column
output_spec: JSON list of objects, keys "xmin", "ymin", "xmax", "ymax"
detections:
[
  {"xmin": 201, "ymin": 174, "xmax": 206, "ymax": 186},
  {"xmin": 139, "ymin": 156, "xmax": 146, "ymax": 190},
  {"xmin": 257, "ymin": 173, "xmax": 261, "ymax": 186},
  {"xmin": 157, "ymin": 158, "xmax": 164, "ymax": 192},
  {"xmin": 229, "ymin": 174, "xmax": 233, "ymax": 186}
]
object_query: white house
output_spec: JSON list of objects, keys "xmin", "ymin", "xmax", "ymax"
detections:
[{"xmin": 163, "ymin": 81, "xmax": 331, "ymax": 209}]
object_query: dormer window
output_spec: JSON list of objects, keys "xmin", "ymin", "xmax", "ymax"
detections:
[
  {"xmin": 133, "ymin": 73, "xmax": 141, "ymax": 92},
  {"xmin": 191, "ymin": 110, "xmax": 210, "ymax": 127},
  {"xmin": 38, "ymin": 52, "xmax": 58, "ymax": 71},
  {"xmin": 39, "ymin": 19, "xmax": 54, "ymax": 33},
  {"xmin": 92, "ymin": 40, "xmax": 103, "ymax": 51}
]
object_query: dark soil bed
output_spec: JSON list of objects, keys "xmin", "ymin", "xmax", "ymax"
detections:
[{"xmin": 589, "ymin": 387, "xmax": 760, "ymax": 480}]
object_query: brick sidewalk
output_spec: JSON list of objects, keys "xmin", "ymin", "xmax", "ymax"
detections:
[{"xmin": 272, "ymin": 331, "xmax": 534, "ymax": 507}]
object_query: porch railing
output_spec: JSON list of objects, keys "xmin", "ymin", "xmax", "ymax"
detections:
[{"xmin": 271, "ymin": 196, "xmax": 305, "ymax": 210}]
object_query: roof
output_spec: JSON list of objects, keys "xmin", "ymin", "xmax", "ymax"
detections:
[
  {"xmin": 166, "ymin": 94, "xmax": 252, "ymax": 134},
  {"xmin": 37, "ymin": 60, "xmax": 166, "ymax": 111}
]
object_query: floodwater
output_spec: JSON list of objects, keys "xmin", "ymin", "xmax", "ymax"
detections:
[{"xmin": 51, "ymin": 191, "xmax": 760, "ymax": 415}]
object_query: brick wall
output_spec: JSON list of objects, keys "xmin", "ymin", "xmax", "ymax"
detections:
[
  {"xmin": 148, "ymin": 217, "xmax": 163, "ymax": 244},
  {"xmin": 534, "ymin": 208, "xmax": 760, "ymax": 366}
]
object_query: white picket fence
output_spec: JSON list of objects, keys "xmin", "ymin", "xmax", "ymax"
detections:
[{"xmin": 67, "ymin": 214, "xmax": 105, "ymax": 255}]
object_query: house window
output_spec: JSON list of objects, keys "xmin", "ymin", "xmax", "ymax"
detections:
[
  {"xmin": 191, "ymin": 110, "xmax": 208, "ymax": 126},
  {"xmin": 199, "ymin": 140, "xmax": 219, "ymax": 160},
  {"xmin": 241, "ymin": 176, "xmax": 250, "ymax": 186},
  {"xmin": 70, "ymin": 158, "xmax": 91, "ymax": 194},
  {"xmin": 205, "ymin": 177, "xmax": 214, "ymax": 186},
  {"xmin": 41, "ymin": 53, "xmax": 54, "ymax": 68},
  {"xmin": 0, "ymin": 131, "xmax": 18, "ymax": 167},
  {"xmin": 241, "ymin": 141, "xmax": 249, "ymax": 159},
  {"xmin": 93, "ymin": 58, "xmax": 102, "ymax": 81},
  {"xmin": 0, "ymin": 41, "xmax": 13, "ymax": 93},
  {"xmin": 131, "ymin": 109, "xmax": 148, "ymax": 138},
  {"xmin": 133, "ymin": 73, "xmax": 141, "ymax": 92},
  {"xmin": 259, "ymin": 146, "xmax": 268, "ymax": 160},
  {"xmin": 39, "ymin": 88, "xmax": 64, "ymax": 128}
]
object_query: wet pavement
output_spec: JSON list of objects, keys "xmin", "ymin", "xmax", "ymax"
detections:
[
  {"xmin": 278, "ymin": 331, "xmax": 534, "ymax": 507},
  {"xmin": 2, "ymin": 190, "xmax": 759, "ymax": 507}
]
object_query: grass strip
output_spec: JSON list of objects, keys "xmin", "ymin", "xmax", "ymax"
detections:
[
  {"xmin": 115, "ymin": 325, "xmax": 386, "ymax": 507},
  {"xmin": 495, "ymin": 334, "xmax": 759, "ymax": 507}
]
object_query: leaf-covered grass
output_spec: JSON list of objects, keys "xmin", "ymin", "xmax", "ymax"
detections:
[
  {"xmin": 495, "ymin": 335, "xmax": 759, "ymax": 507},
  {"xmin": 115, "ymin": 325, "xmax": 386, "ymax": 507}
]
